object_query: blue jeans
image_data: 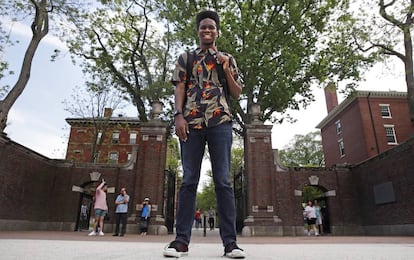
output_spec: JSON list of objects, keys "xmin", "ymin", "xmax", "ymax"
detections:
[{"xmin": 175, "ymin": 122, "xmax": 237, "ymax": 247}]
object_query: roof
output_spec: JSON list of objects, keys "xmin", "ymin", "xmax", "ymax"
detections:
[
  {"xmin": 316, "ymin": 90, "xmax": 407, "ymax": 129},
  {"xmin": 66, "ymin": 117, "xmax": 141, "ymax": 126}
]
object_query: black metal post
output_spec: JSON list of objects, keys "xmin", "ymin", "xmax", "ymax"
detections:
[{"xmin": 203, "ymin": 215, "xmax": 207, "ymax": 237}]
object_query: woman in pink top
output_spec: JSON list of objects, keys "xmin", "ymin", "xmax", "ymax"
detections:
[{"xmin": 88, "ymin": 179, "xmax": 108, "ymax": 236}]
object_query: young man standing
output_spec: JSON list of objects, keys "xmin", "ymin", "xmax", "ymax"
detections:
[
  {"xmin": 113, "ymin": 187, "xmax": 129, "ymax": 237},
  {"xmin": 163, "ymin": 10, "xmax": 245, "ymax": 259}
]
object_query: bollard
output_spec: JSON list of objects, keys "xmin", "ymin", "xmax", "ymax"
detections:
[{"xmin": 203, "ymin": 215, "xmax": 207, "ymax": 237}]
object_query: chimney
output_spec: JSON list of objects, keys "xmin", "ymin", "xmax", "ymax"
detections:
[
  {"xmin": 324, "ymin": 82, "xmax": 338, "ymax": 113},
  {"xmin": 104, "ymin": 108, "xmax": 113, "ymax": 118}
]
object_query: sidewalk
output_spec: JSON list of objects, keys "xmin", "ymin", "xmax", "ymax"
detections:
[{"xmin": 0, "ymin": 229, "xmax": 413, "ymax": 259}]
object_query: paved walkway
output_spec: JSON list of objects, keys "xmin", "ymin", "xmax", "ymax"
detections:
[{"xmin": 1, "ymin": 229, "xmax": 413, "ymax": 259}]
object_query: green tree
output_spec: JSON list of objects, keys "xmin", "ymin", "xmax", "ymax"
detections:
[
  {"xmin": 302, "ymin": 185, "xmax": 325, "ymax": 203},
  {"xmin": 166, "ymin": 137, "xmax": 180, "ymax": 173},
  {"xmin": 160, "ymin": 0, "xmax": 376, "ymax": 135},
  {"xmin": 196, "ymin": 169, "xmax": 216, "ymax": 213},
  {"xmin": 0, "ymin": 0, "xmax": 89, "ymax": 131},
  {"xmin": 348, "ymin": 0, "xmax": 414, "ymax": 121},
  {"xmin": 279, "ymin": 131, "xmax": 324, "ymax": 167},
  {"xmin": 62, "ymin": 1, "xmax": 174, "ymax": 122}
]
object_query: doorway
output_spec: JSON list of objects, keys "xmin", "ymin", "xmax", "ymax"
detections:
[
  {"xmin": 75, "ymin": 181, "xmax": 97, "ymax": 231},
  {"xmin": 302, "ymin": 185, "xmax": 330, "ymax": 234}
]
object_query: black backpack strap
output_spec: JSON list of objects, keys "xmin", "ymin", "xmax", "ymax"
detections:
[
  {"xmin": 182, "ymin": 51, "xmax": 194, "ymax": 111},
  {"xmin": 185, "ymin": 51, "xmax": 194, "ymax": 91},
  {"xmin": 216, "ymin": 62, "xmax": 232, "ymax": 114}
]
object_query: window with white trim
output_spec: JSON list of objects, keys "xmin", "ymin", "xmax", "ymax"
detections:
[
  {"xmin": 96, "ymin": 131, "xmax": 103, "ymax": 144},
  {"xmin": 93, "ymin": 151, "xmax": 100, "ymax": 163},
  {"xmin": 112, "ymin": 132, "xmax": 120, "ymax": 144},
  {"xmin": 379, "ymin": 104, "xmax": 391, "ymax": 118},
  {"xmin": 127, "ymin": 153, "xmax": 132, "ymax": 161},
  {"xmin": 338, "ymin": 139, "xmax": 345, "ymax": 157},
  {"xmin": 335, "ymin": 120, "xmax": 342, "ymax": 134},
  {"xmin": 384, "ymin": 125, "xmax": 397, "ymax": 144},
  {"xmin": 129, "ymin": 132, "xmax": 137, "ymax": 144},
  {"xmin": 108, "ymin": 151, "xmax": 119, "ymax": 163}
]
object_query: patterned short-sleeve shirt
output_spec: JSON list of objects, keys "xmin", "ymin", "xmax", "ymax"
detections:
[{"xmin": 172, "ymin": 47, "xmax": 242, "ymax": 129}]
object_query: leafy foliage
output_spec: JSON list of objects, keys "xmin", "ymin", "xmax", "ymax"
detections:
[
  {"xmin": 0, "ymin": 0, "xmax": 92, "ymax": 131},
  {"xmin": 279, "ymin": 131, "xmax": 324, "ymax": 167},
  {"xmin": 302, "ymin": 185, "xmax": 325, "ymax": 203},
  {"xmin": 160, "ymin": 0, "xmax": 377, "ymax": 134},
  {"xmin": 347, "ymin": 0, "xmax": 414, "ymax": 121},
  {"xmin": 61, "ymin": 1, "xmax": 175, "ymax": 122}
]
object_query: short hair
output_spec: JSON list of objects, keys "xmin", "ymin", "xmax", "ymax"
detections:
[{"xmin": 196, "ymin": 10, "xmax": 220, "ymax": 31}]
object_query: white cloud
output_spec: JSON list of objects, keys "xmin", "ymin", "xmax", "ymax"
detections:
[{"xmin": 1, "ymin": 17, "xmax": 68, "ymax": 50}]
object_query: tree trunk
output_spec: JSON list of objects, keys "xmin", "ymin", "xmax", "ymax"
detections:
[
  {"xmin": 403, "ymin": 22, "xmax": 414, "ymax": 123},
  {"xmin": 0, "ymin": 0, "xmax": 48, "ymax": 132}
]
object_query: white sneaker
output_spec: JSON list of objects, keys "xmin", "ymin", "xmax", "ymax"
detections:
[
  {"xmin": 307, "ymin": 231, "xmax": 311, "ymax": 236},
  {"xmin": 163, "ymin": 241, "xmax": 189, "ymax": 258},
  {"xmin": 88, "ymin": 231, "xmax": 96, "ymax": 236},
  {"xmin": 224, "ymin": 242, "xmax": 246, "ymax": 259},
  {"xmin": 315, "ymin": 232, "xmax": 320, "ymax": 236},
  {"xmin": 99, "ymin": 231, "xmax": 104, "ymax": 236}
]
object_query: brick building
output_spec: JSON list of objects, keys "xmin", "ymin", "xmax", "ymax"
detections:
[
  {"xmin": 317, "ymin": 85, "xmax": 414, "ymax": 166},
  {"xmin": 65, "ymin": 108, "xmax": 141, "ymax": 164}
]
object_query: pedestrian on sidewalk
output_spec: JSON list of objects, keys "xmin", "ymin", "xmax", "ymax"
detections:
[
  {"xmin": 304, "ymin": 200, "xmax": 319, "ymax": 236},
  {"xmin": 314, "ymin": 200, "xmax": 323, "ymax": 235},
  {"xmin": 140, "ymin": 197, "xmax": 151, "ymax": 235},
  {"xmin": 113, "ymin": 187, "xmax": 129, "ymax": 237},
  {"xmin": 208, "ymin": 207, "xmax": 216, "ymax": 230},
  {"xmin": 194, "ymin": 208, "xmax": 202, "ymax": 229},
  {"xmin": 88, "ymin": 179, "xmax": 108, "ymax": 236}
]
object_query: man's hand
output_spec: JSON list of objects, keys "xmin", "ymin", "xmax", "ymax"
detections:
[
  {"xmin": 216, "ymin": 52, "xmax": 230, "ymax": 72},
  {"xmin": 175, "ymin": 115, "xmax": 189, "ymax": 142}
]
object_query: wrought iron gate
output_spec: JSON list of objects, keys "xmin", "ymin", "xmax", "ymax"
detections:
[{"xmin": 233, "ymin": 167, "xmax": 247, "ymax": 233}]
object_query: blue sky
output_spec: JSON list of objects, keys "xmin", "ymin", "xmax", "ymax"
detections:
[{"xmin": 2, "ymin": 19, "xmax": 407, "ymax": 159}]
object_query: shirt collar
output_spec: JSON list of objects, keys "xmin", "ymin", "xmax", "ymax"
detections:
[{"xmin": 195, "ymin": 47, "xmax": 217, "ymax": 56}]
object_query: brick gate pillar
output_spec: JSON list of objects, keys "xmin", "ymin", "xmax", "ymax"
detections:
[
  {"xmin": 133, "ymin": 102, "xmax": 169, "ymax": 235},
  {"xmin": 243, "ymin": 104, "xmax": 282, "ymax": 235}
]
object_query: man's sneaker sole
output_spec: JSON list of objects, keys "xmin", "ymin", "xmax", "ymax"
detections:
[
  {"xmin": 163, "ymin": 248, "xmax": 188, "ymax": 258},
  {"xmin": 225, "ymin": 249, "xmax": 246, "ymax": 259}
]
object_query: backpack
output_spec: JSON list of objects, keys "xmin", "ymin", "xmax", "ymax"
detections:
[{"xmin": 185, "ymin": 51, "xmax": 232, "ymax": 113}]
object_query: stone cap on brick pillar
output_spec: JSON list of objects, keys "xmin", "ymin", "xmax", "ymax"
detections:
[{"xmin": 249, "ymin": 103, "xmax": 263, "ymax": 125}]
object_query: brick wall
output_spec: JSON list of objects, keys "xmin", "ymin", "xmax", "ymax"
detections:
[
  {"xmin": 0, "ymin": 120, "xmax": 168, "ymax": 233},
  {"xmin": 1, "ymin": 121, "xmax": 413, "ymax": 235}
]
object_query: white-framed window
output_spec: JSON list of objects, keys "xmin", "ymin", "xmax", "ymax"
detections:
[
  {"xmin": 96, "ymin": 131, "xmax": 103, "ymax": 144},
  {"xmin": 112, "ymin": 132, "xmax": 120, "ymax": 144},
  {"xmin": 338, "ymin": 139, "xmax": 345, "ymax": 157},
  {"xmin": 379, "ymin": 104, "xmax": 391, "ymax": 118},
  {"xmin": 335, "ymin": 120, "xmax": 342, "ymax": 134},
  {"xmin": 127, "ymin": 153, "xmax": 132, "ymax": 161},
  {"xmin": 108, "ymin": 151, "xmax": 119, "ymax": 163},
  {"xmin": 93, "ymin": 151, "xmax": 100, "ymax": 163},
  {"xmin": 129, "ymin": 132, "xmax": 137, "ymax": 144},
  {"xmin": 384, "ymin": 125, "xmax": 397, "ymax": 144}
]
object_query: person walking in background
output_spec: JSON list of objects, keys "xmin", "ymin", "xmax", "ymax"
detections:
[
  {"xmin": 163, "ymin": 10, "xmax": 245, "ymax": 259},
  {"xmin": 194, "ymin": 208, "xmax": 202, "ymax": 229},
  {"xmin": 140, "ymin": 197, "xmax": 151, "ymax": 235},
  {"xmin": 208, "ymin": 207, "xmax": 216, "ymax": 230},
  {"xmin": 314, "ymin": 200, "xmax": 323, "ymax": 235},
  {"xmin": 304, "ymin": 200, "xmax": 319, "ymax": 236},
  {"xmin": 88, "ymin": 179, "xmax": 108, "ymax": 236},
  {"xmin": 113, "ymin": 187, "xmax": 129, "ymax": 237}
]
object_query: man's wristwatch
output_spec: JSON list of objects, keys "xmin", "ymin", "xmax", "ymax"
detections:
[{"xmin": 174, "ymin": 110, "xmax": 182, "ymax": 117}]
